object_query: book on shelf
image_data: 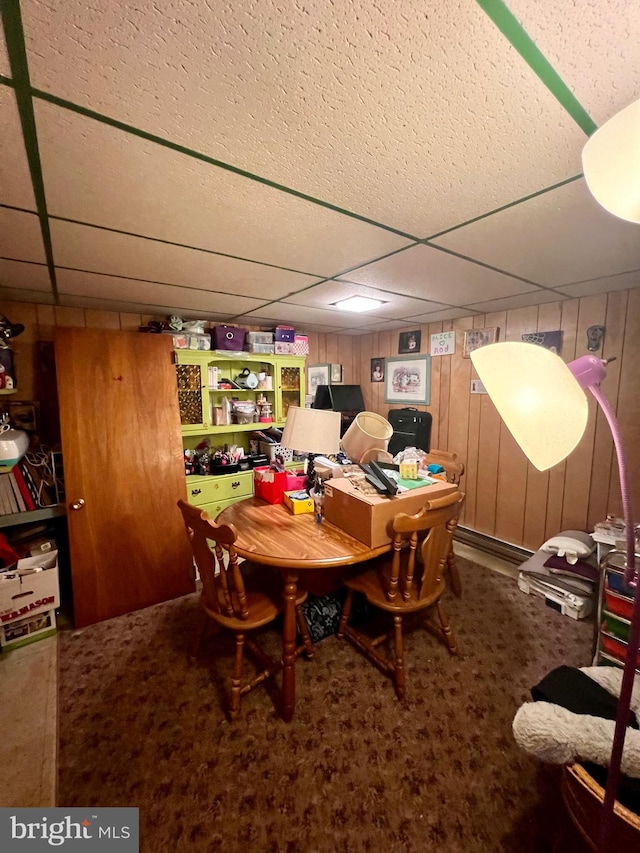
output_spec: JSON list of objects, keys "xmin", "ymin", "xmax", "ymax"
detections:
[
  {"xmin": 0, "ymin": 474, "xmax": 18, "ymax": 515},
  {"xmin": 11, "ymin": 464, "xmax": 36, "ymax": 511},
  {"xmin": 7, "ymin": 472, "xmax": 26, "ymax": 513}
]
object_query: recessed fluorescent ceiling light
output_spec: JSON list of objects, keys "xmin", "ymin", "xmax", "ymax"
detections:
[{"xmin": 333, "ymin": 295, "xmax": 385, "ymax": 312}]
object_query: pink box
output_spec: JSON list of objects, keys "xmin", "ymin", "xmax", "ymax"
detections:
[
  {"xmin": 275, "ymin": 342, "xmax": 294, "ymax": 354},
  {"xmin": 254, "ymin": 467, "xmax": 306, "ymax": 504},
  {"xmin": 292, "ymin": 335, "xmax": 309, "ymax": 355}
]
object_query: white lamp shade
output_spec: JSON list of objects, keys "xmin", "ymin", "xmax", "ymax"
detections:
[
  {"xmin": 280, "ymin": 406, "xmax": 341, "ymax": 455},
  {"xmin": 470, "ymin": 342, "xmax": 589, "ymax": 471},
  {"xmin": 582, "ymin": 98, "xmax": 640, "ymax": 224}
]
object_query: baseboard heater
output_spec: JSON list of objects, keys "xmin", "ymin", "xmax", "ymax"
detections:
[{"xmin": 454, "ymin": 526, "xmax": 532, "ymax": 566}]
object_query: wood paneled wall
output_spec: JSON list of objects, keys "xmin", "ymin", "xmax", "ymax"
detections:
[{"xmin": 2, "ymin": 291, "xmax": 638, "ymax": 553}]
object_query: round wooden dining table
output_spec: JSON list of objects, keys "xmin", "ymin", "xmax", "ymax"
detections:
[{"xmin": 216, "ymin": 497, "xmax": 391, "ymax": 722}]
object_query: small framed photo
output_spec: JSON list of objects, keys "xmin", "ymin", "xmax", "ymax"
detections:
[
  {"xmin": 330, "ymin": 363, "xmax": 343, "ymax": 383},
  {"xmin": 384, "ymin": 354, "xmax": 431, "ymax": 405},
  {"xmin": 463, "ymin": 327, "xmax": 499, "ymax": 359},
  {"xmin": 8, "ymin": 401, "xmax": 39, "ymax": 433},
  {"xmin": 308, "ymin": 364, "xmax": 330, "ymax": 395},
  {"xmin": 398, "ymin": 329, "xmax": 421, "ymax": 354},
  {"xmin": 370, "ymin": 358, "xmax": 384, "ymax": 382}
]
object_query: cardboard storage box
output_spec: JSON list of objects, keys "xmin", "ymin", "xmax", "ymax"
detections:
[
  {"xmin": 323, "ymin": 478, "xmax": 455, "ymax": 548},
  {"xmin": 0, "ymin": 608, "xmax": 56, "ymax": 651},
  {"xmin": 0, "ymin": 551, "xmax": 59, "ymax": 626},
  {"xmin": 283, "ymin": 490, "xmax": 314, "ymax": 514}
]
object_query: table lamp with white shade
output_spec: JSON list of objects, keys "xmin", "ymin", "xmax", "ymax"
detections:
[
  {"xmin": 470, "ymin": 97, "xmax": 640, "ymax": 852},
  {"xmin": 280, "ymin": 406, "xmax": 341, "ymax": 492}
]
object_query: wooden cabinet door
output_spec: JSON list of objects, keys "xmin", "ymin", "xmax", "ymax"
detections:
[{"xmin": 55, "ymin": 328, "xmax": 194, "ymax": 627}]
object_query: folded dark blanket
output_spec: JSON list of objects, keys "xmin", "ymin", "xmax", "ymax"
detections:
[
  {"xmin": 531, "ymin": 665, "xmax": 640, "ymax": 814},
  {"xmin": 531, "ymin": 665, "xmax": 638, "ymax": 728}
]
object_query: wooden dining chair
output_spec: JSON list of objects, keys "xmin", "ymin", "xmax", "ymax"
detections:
[
  {"xmin": 422, "ymin": 449, "xmax": 465, "ymax": 597},
  {"xmin": 178, "ymin": 499, "xmax": 314, "ymax": 721},
  {"xmin": 337, "ymin": 490, "xmax": 465, "ymax": 700}
]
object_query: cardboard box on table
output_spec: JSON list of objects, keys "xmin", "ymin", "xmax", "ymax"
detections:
[{"xmin": 323, "ymin": 478, "xmax": 456, "ymax": 548}]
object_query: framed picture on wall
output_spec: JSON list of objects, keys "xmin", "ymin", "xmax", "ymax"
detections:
[
  {"xmin": 398, "ymin": 329, "xmax": 421, "ymax": 354},
  {"xmin": 370, "ymin": 358, "xmax": 384, "ymax": 382},
  {"xmin": 308, "ymin": 363, "xmax": 330, "ymax": 396},
  {"xmin": 463, "ymin": 327, "xmax": 499, "ymax": 358},
  {"xmin": 521, "ymin": 329, "xmax": 563, "ymax": 355},
  {"xmin": 330, "ymin": 363, "xmax": 343, "ymax": 383},
  {"xmin": 384, "ymin": 354, "xmax": 431, "ymax": 405}
]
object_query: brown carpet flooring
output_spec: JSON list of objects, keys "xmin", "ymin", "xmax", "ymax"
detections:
[{"xmin": 57, "ymin": 558, "xmax": 595, "ymax": 852}]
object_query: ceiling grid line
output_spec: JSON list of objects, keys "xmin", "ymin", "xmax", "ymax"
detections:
[{"xmin": 1, "ymin": 0, "xmax": 58, "ymax": 301}]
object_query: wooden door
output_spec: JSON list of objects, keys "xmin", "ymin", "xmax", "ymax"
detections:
[{"xmin": 55, "ymin": 328, "xmax": 194, "ymax": 627}]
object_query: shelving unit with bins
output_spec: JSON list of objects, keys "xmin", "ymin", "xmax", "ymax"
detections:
[
  {"xmin": 175, "ymin": 350, "xmax": 306, "ymax": 514},
  {"xmin": 593, "ymin": 530, "xmax": 639, "ymax": 672}
]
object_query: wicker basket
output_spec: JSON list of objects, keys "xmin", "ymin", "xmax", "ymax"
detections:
[{"xmin": 562, "ymin": 762, "xmax": 640, "ymax": 849}]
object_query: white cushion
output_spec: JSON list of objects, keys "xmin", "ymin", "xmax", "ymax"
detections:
[{"xmin": 540, "ymin": 530, "xmax": 595, "ymax": 564}]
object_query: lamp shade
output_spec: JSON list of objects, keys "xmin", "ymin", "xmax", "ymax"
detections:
[
  {"xmin": 470, "ymin": 342, "xmax": 589, "ymax": 471},
  {"xmin": 280, "ymin": 406, "xmax": 341, "ymax": 456},
  {"xmin": 582, "ymin": 98, "xmax": 640, "ymax": 224}
]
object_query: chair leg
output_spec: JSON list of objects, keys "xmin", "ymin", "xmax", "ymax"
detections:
[
  {"xmin": 337, "ymin": 590, "xmax": 354, "ymax": 638},
  {"xmin": 295, "ymin": 604, "xmax": 315, "ymax": 659},
  {"xmin": 436, "ymin": 600, "xmax": 457, "ymax": 654},
  {"xmin": 392, "ymin": 615, "xmax": 406, "ymax": 700},
  {"xmin": 228, "ymin": 632, "xmax": 245, "ymax": 721},
  {"xmin": 447, "ymin": 547, "xmax": 462, "ymax": 597}
]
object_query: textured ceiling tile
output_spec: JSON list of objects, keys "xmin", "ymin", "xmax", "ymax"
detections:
[
  {"xmin": 507, "ymin": 1, "xmax": 640, "ymax": 125},
  {"xmin": 241, "ymin": 301, "xmax": 378, "ymax": 329},
  {"xmin": 0, "ymin": 286, "xmax": 55, "ymax": 305},
  {"xmin": 555, "ymin": 269, "xmax": 640, "ymax": 299},
  {"xmin": 23, "ymin": 0, "xmax": 586, "ymax": 235},
  {"xmin": 466, "ymin": 290, "xmax": 567, "ymax": 314},
  {"xmin": 236, "ymin": 313, "xmax": 344, "ymax": 334},
  {"xmin": 432, "ymin": 180, "xmax": 640, "ymax": 287},
  {"xmin": 0, "ymin": 87, "xmax": 37, "ymax": 210},
  {"xmin": 50, "ymin": 220, "xmax": 321, "ymax": 298},
  {"xmin": 0, "ymin": 207, "xmax": 46, "ymax": 262},
  {"xmin": 35, "ymin": 102, "xmax": 410, "ymax": 275},
  {"xmin": 338, "ymin": 244, "xmax": 539, "ymax": 304},
  {"xmin": 345, "ymin": 318, "xmax": 423, "ymax": 333},
  {"xmin": 283, "ymin": 279, "xmax": 444, "ymax": 319},
  {"xmin": 411, "ymin": 307, "xmax": 479, "ymax": 323},
  {"xmin": 0, "ymin": 259, "xmax": 52, "ymax": 292},
  {"xmin": 56, "ymin": 269, "xmax": 268, "ymax": 316}
]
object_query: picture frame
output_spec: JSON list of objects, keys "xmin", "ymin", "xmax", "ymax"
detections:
[
  {"xmin": 307, "ymin": 364, "xmax": 330, "ymax": 397},
  {"xmin": 398, "ymin": 329, "xmax": 421, "ymax": 354},
  {"xmin": 330, "ymin": 363, "xmax": 343, "ymax": 383},
  {"xmin": 7, "ymin": 401, "xmax": 39, "ymax": 433},
  {"xmin": 384, "ymin": 354, "xmax": 431, "ymax": 405},
  {"xmin": 370, "ymin": 358, "xmax": 384, "ymax": 383},
  {"xmin": 463, "ymin": 327, "xmax": 499, "ymax": 359},
  {"xmin": 521, "ymin": 329, "xmax": 563, "ymax": 355}
]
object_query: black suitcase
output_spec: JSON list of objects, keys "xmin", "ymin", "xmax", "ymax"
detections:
[{"xmin": 387, "ymin": 408, "xmax": 432, "ymax": 456}]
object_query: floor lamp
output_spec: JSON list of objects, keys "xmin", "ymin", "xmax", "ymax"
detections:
[{"xmin": 469, "ymin": 95, "xmax": 640, "ymax": 853}]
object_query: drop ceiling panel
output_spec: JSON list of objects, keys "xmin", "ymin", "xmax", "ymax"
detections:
[
  {"xmin": 34, "ymin": 102, "xmax": 410, "ymax": 276},
  {"xmin": 466, "ymin": 290, "xmax": 568, "ymax": 315},
  {"xmin": 432, "ymin": 180, "xmax": 640, "ymax": 288},
  {"xmin": 56, "ymin": 269, "xmax": 268, "ymax": 316},
  {"xmin": 0, "ymin": 208, "xmax": 46, "ymax": 263},
  {"xmin": 23, "ymin": 1, "xmax": 587, "ymax": 236},
  {"xmin": 0, "ymin": 259, "xmax": 52, "ymax": 293},
  {"xmin": 0, "ymin": 87, "xmax": 37, "ymax": 210},
  {"xmin": 50, "ymin": 220, "xmax": 321, "ymax": 298},
  {"xmin": 410, "ymin": 307, "xmax": 480, "ymax": 324},
  {"xmin": 556, "ymin": 269, "xmax": 640, "ymax": 299},
  {"xmin": 507, "ymin": 1, "xmax": 640, "ymax": 125},
  {"xmin": 240, "ymin": 302, "xmax": 385, "ymax": 330},
  {"xmin": 284, "ymin": 278, "xmax": 444, "ymax": 320},
  {"xmin": 338, "ymin": 244, "xmax": 541, "ymax": 305},
  {"xmin": 234, "ymin": 313, "xmax": 344, "ymax": 334}
]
